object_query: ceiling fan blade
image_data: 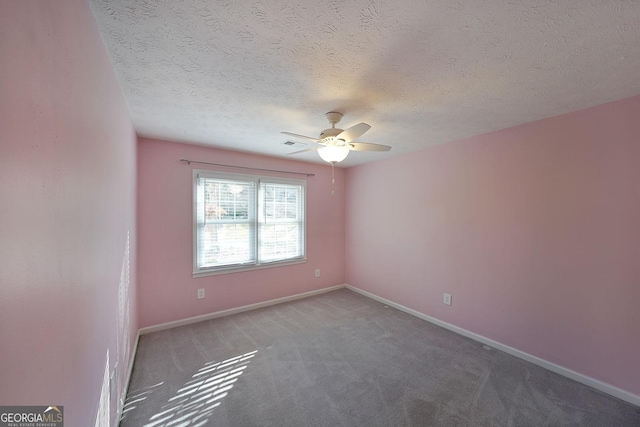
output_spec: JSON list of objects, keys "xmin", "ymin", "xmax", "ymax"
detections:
[
  {"xmin": 336, "ymin": 123, "xmax": 370, "ymax": 142},
  {"xmin": 287, "ymin": 147, "xmax": 320, "ymax": 155},
  {"xmin": 348, "ymin": 142, "xmax": 391, "ymax": 152},
  {"xmin": 281, "ymin": 131, "xmax": 320, "ymax": 142}
]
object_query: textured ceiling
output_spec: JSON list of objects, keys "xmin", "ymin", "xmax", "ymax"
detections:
[{"xmin": 89, "ymin": 0, "xmax": 640, "ymax": 167}]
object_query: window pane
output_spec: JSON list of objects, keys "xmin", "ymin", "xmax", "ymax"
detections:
[
  {"xmin": 198, "ymin": 223, "xmax": 254, "ymax": 267},
  {"xmin": 259, "ymin": 182, "xmax": 303, "ymax": 263},
  {"xmin": 261, "ymin": 184, "xmax": 302, "ymax": 221},
  {"xmin": 204, "ymin": 180, "xmax": 252, "ymax": 222},
  {"xmin": 197, "ymin": 176, "xmax": 256, "ymax": 269},
  {"xmin": 259, "ymin": 223, "xmax": 302, "ymax": 262}
]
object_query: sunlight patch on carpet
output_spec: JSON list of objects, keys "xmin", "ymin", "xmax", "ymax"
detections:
[{"xmin": 143, "ymin": 351, "xmax": 257, "ymax": 427}]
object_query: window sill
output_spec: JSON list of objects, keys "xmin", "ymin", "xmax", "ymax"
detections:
[{"xmin": 193, "ymin": 258, "xmax": 307, "ymax": 278}]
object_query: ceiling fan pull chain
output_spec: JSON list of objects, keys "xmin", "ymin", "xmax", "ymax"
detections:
[{"xmin": 331, "ymin": 161, "xmax": 336, "ymax": 195}]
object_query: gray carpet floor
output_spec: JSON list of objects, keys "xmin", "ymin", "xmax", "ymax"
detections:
[{"xmin": 120, "ymin": 289, "xmax": 640, "ymax": 426}]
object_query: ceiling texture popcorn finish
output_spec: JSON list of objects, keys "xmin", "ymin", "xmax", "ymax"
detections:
[{"xmin": 89, "ymin": 0, "xmax": 640, "ymax": 167}]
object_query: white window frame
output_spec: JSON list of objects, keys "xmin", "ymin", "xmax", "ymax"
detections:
[{"xmin": 192, "ymin": 169, "xmax": 307, "ymax": 277}]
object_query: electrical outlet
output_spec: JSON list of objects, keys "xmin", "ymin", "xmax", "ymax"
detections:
[
  {"xmin": 443, "ymin": 293, "xmax": 452, "ymax": 306},
  {"xmin": 315, "ymin": 269, "xmax": 320, "ymax": 278},
  {"xmin": 197, "ymin": 288, "xmax": 205, "ymax": 299}
]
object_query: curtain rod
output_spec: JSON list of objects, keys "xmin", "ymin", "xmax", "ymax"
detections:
[{"xmin": 179, "ymin": 159, "xmax": 315, "ymax": 177}]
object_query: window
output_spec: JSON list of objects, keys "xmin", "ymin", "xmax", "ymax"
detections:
[{"xmin": 193, "ymin": 170, "xmax": 306, "ymax": 276}]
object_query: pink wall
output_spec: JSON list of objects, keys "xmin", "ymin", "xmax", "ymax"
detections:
[
  {"xmin": 0, "ymin": 1, "xmax": 138, "ymax": 425},
  {"xmin": 345, "ymin": 95, "xmax": 640, "ymax": 397},
  {"xmin": 137, "ymin": 138, "xmax": 345, "ymax": 328}
]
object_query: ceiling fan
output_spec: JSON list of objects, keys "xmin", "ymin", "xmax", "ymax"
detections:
[{"xmin": 282, "ymin": 112, "xmax": 391, "ymax": 164}]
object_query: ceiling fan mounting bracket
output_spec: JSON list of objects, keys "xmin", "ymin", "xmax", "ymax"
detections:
[
  {"xmin": 321, "ymin": 111, "xmax": 347, "ymax": 141},
  {"xmin": 325, "ymin": 112, "xmax": 343, "ymax": 126}
]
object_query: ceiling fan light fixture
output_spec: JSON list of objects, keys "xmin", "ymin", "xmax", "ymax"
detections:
[{"xmin": 318, "ymin": 145, "xmax": 350, "ymax": 163}]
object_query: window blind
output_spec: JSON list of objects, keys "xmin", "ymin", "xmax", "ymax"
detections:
[
  {"xmin": 196, "ymin": 176, "xmax": 257, "ymax": 269},
  {"xmin": 194, "ymin": 170, "xmax": 306, "ymax": 275},
  {"xmin": 259, "ymin": 182, "xmax": 304, "ymax": 263}
]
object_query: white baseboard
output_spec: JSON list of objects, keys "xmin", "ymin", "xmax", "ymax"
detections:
[
  {"xmin": 139, "ymin": 285, "xmax": 345, "ymax": 335},
  {"xmin": 345, "ymin": 284, "xmax": 640, "ymax": 408},
  {"xmin": 115, "ymin": 330, "xmax": 140, "ymax": 427}
]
